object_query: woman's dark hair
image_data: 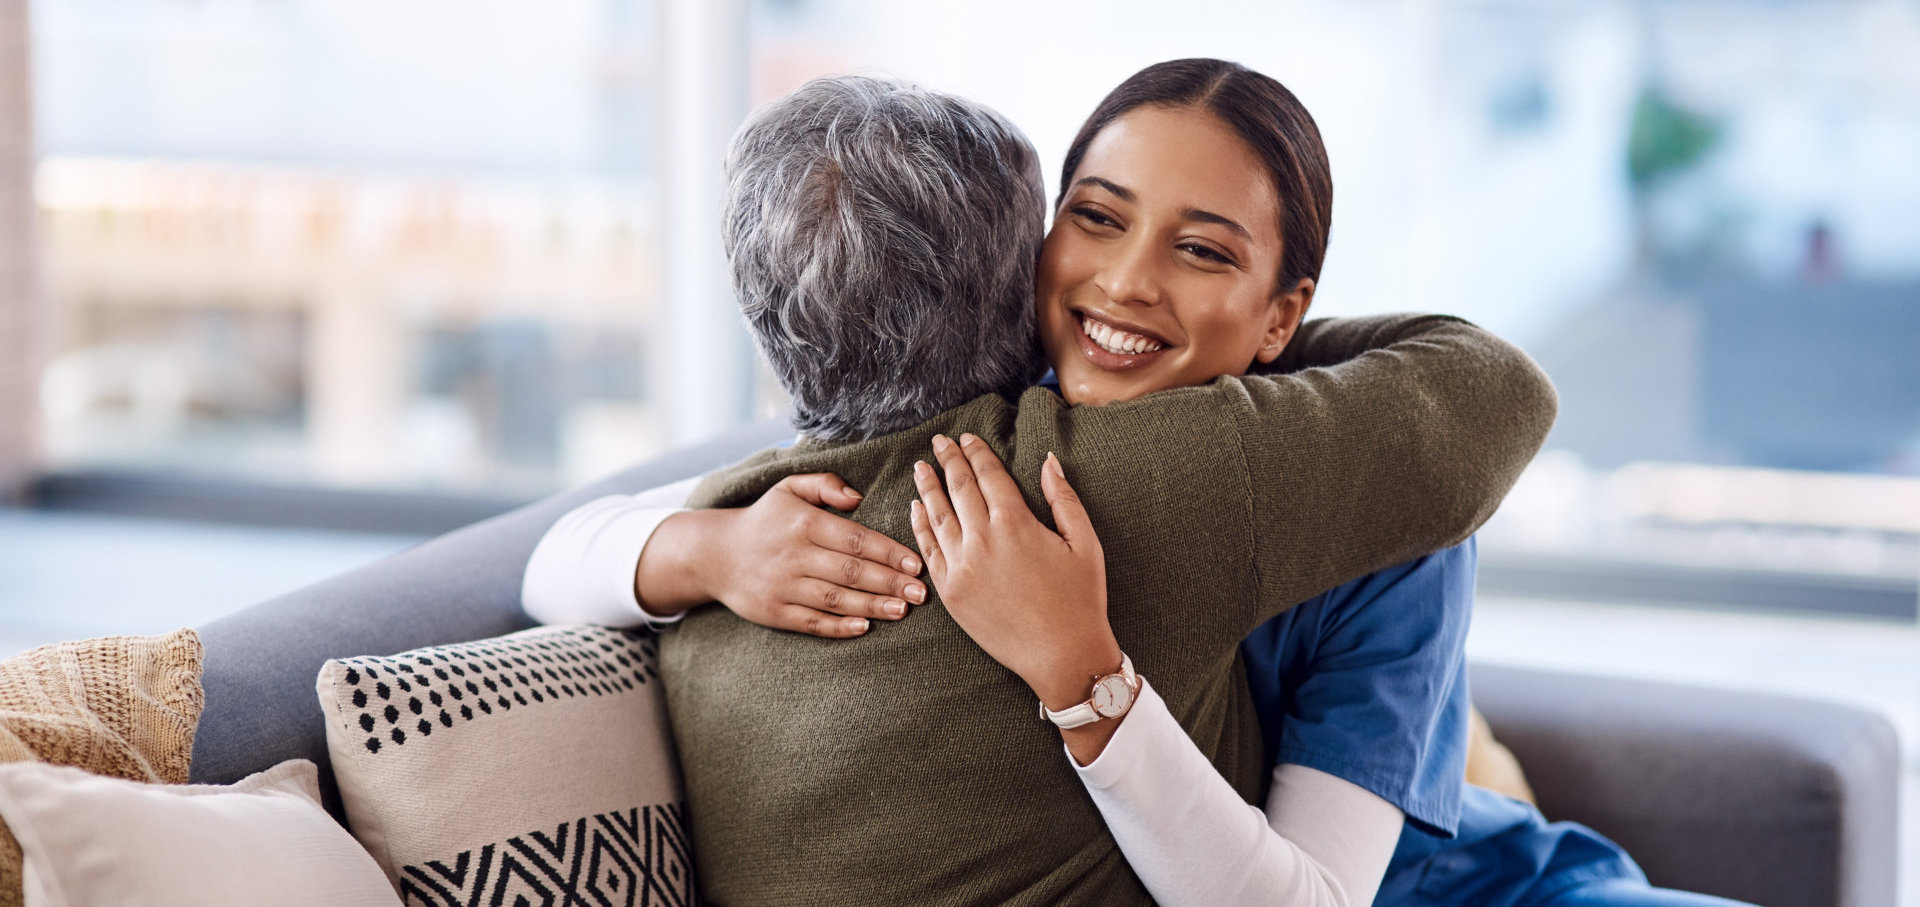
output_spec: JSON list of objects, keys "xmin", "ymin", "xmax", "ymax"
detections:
[{"xmin": 1057, "ymin": 58, "xmax": 1333, "ymax": 293}]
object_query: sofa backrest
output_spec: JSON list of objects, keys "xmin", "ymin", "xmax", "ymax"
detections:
[{"xmin": 189, "ymin": 419, "xmax": 793, "ymax": 820}]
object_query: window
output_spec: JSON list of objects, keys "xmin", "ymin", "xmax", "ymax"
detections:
[
  {"xmin": 26, "ymin": 0, "xmax": 1920, "ymax": 614},
  {"xmin": 31, "ymin": 0, "xmax": 769, "ymax": 497},
  {"xmin": 744, "ymin": 0, "xmax": 1920, "ymax": 614}
]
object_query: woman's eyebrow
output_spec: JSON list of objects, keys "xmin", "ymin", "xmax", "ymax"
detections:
[
  {"xmin": 1073, "ymin": 176, "xmax": 1134, "ymax": 201},
  {"xmin": 1075, "ymin": 175, "xmax": 1251, "ymax": 240},
  {"xmin": 1181, "ymin": 208, "xmax": 1252, "ymax": 240}
]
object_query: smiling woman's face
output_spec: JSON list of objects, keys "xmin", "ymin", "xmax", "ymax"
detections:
[{"xmin": 1038, "ymin": 104, "xmax": 1311, "ymax": 406}]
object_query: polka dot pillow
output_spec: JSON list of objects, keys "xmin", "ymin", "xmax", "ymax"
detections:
[{"xmin": 316, "ymin": 625, "xmax": 694, "ymax": 906}]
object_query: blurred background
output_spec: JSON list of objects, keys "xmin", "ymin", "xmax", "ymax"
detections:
[{"xmin": 0, "ymin": 0, "xmax": 1915, "ymax": 898}]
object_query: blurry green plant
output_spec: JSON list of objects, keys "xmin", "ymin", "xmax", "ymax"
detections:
[{"xmin": 1628, "ymin": 85, "xmax": 1722, "ymax": 190}]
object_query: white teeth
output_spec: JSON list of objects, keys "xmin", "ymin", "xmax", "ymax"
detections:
[{"xmin": 1081, "ymin": 315, "xmax": 1164, "ymax": 356}]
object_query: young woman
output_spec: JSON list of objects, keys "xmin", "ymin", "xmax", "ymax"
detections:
[
  {"xmin": 526, "ymin": 59, "xmax": 1752, "ymax": 907},
  {"xmin": 905, "ymin": 60, "xmax": 1755, "ymax": 907}
]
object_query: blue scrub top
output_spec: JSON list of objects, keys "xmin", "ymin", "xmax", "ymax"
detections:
[{"xmin": 1240, "ymin": 538, "xmax": 1644, "ymax": 906}]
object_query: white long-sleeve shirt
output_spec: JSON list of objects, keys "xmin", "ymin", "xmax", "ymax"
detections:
[
  {"xmin": 1078, "ymin": 680, "xmax": 1403, "ymax": 906},
  {"xmin": 520, "ymin": 479, "xmax": 696, "ymax": 629},
  {"xmin": 520, "ymin": 485, "xmax": 1406, "ymax": 907}
]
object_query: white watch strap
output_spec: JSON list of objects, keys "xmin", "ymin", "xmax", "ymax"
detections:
[
  {"xmin": 1040, "ymin": 654, "xmax": 1137, "ymax": 729},
  {"xmin": 1045, "ymin": 701, "xmax": 1105, "ymax": 729}
]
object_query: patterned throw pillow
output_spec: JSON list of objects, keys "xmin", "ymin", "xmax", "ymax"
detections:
[{"xmin": 316, "ymin": 625, "xmax": 694, "ymax": 907}]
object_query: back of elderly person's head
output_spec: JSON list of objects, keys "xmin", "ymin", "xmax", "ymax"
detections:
[{"xmin": 724, "ymin": 74, "xmax": 1049, "ymax": 441}]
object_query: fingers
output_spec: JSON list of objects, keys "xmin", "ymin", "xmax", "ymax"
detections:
[
  {"xmin": 909, "ymin": 499, "xmax": 946, "ymax": 581},
  {"xmin": 802, "ymin": 509, "xmax": 922, "ymax": 577},
  {"xmin": 776, "ymin": 473, "xmax": 866, "ymax": 512},
  {"xmin": 955, "ymin": 433, "xmax": 1024, "ymax": 520},
  {"xmin": 793, "ymin": 579, "xmax": 910, "ymax": 620},
  {"xmin": 1041, "ymin": 452, "xmax": 1100, "ymax": 555},
  {"xmin": 930, "ymin": 434, "xmax": 991, "ymax": 531},
  {"xmin": 913, "ymin": 459, "xmax": 964, "ymax": 554},
  {"xmin": 801, "ymin": 547, "xmax": 927, "ymax": 604},
  {"xmin": 765, "ymin": 604, "xmax": 871, "ymax": 639}
]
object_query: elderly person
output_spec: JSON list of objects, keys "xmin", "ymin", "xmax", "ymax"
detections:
[{"xmin": 527, "ymin": 74, "xmax": 1556, "ymax": 905}]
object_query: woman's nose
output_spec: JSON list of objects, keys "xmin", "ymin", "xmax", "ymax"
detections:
[{"xmin": 1093, "ymin": 235, "xmax": 1165, "ymax": 308}]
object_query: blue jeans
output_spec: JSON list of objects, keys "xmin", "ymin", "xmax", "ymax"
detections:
[{"xmin": 1533, "ymin": 879, "xmax": 1758, "ymax": 907}]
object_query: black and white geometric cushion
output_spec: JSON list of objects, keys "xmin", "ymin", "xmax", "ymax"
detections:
[{"xmin": 317, "ymin": 625, "xmax": 694, "ymax": 907}]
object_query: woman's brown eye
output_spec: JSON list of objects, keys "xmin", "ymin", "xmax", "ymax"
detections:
[
  {"xmin": 1073, "ymin": 206, "xmax": 1119, "ymax": 229},
  {"xmin": 1182, "ymin": 243, "xmax": 1232, "ymax": 265}
]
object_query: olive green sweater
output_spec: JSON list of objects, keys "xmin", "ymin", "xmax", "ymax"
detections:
[{"xmin": 659, "ymin": 314, "xmax": 1557, "ymax": 906}]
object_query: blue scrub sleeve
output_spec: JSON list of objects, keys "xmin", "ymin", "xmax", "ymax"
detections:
[{"xmin": 1241, "ymin": 539, "xmax": 1476, "ymax": 837}]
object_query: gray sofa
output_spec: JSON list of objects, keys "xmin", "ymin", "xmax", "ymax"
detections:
[{"xmin": 186, "ymin": 420, "xmax": 1903, "ymax": 907}]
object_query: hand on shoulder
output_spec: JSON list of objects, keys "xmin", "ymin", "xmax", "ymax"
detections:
[{"xmin": 639, "ymin": 473, "xmax": 927, "ymax": 637}]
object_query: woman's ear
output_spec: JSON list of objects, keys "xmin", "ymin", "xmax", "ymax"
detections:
[{"xmin": 1254, "ymin": 278, "xmax": 1315, "ymax": 364}]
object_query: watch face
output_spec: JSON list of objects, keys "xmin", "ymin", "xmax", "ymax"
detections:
[{"xmin": 1091, "ymin": 675, "xmax": 1134, "ymax": 718}]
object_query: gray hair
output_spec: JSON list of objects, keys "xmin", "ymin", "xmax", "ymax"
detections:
[{"xmin": 723, "ymin": 74, "xmax": 1049, "ymax": 441}]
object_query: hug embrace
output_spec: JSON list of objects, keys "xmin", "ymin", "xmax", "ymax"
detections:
[{"xmin": 524, "ymin": 59, "xmax": 1757, "ymax": 907}]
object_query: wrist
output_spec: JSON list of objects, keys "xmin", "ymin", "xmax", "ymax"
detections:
[
  {"xmin": 634, "ymin": 509, "xmax": 729, "ymax": 614},
  {"xmin": 1029, "ymin": 637, "xmax": 1126, "ymax": 713}
]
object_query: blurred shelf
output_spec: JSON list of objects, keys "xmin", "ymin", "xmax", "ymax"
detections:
[
  {"xmin": 1480, "ymin": 547, "xmax": 1918, "ymax": 621},
  {"xmin": 27, "ymin": 467, "xmax": 533, "ymax": 536}
]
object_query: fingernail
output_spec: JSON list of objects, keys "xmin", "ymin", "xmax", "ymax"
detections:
[
  {"xmin": 959, "ymin": 433, "xmax": 977, "ymax": 447},
  {"xmin": 1047, "ymin": 452, "xmax": 1063, "ymax": 478},
  {"xmin": 902, "ymin": 555, "xmax": 921, "ymax": 573},
  {"xmin": 914, "ymin": 461, "xmax": 931, "ymax": 478},
  {"xmin": 906, "ymin": 582, "xmax": 926, "ymax": 604},
  {"xmin": 932, "ymin": 434, "xmax": 952, "ymax": 452},
  {"xmin": 850, "ymin": 618, "xmax": 870, "ymax": 634},
  {"xmin": 885, "ymin": 600, "xmax": 907, "ymax": 618},
  {"xmin": 846, "ymin": 487, "xmax": 863, "ymax": 499}
]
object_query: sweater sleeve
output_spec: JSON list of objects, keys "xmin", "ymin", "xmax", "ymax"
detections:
[
  {"xmin": 1256, "ymin": 314, "xmax": 1445, "ymax": 375},
  {"xmin": 1074, "ymin": 680, "xmax": 1403, "ymax": 907},
  {"xmin": 1231, "ymin": 314, "xmax": 1556, "ymax": 619},
  {"xmin": 520, "ymin": 477, "xmax": 700, "ymax": 628}
]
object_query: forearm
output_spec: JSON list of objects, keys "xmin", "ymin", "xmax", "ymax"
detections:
[
  {"xmin": 1237, "ymin": 314, "xmax": 1556, "ymax": 607},
  {"xmin": 1074, "ymin": 681, "xmax": 1401, "ymax": 907}
]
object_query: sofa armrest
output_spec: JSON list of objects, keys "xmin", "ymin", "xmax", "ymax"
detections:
[
  {"xmin": 1469, "ymin": 662, "xmax": 1901, "ymax": 907},
  {"xmin": 189, "ymin": 419, "xmax": 793, "ymax": 817}
]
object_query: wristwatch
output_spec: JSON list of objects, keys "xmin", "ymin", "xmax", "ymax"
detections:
[{"xmin": 1039, "ymin": 654, "xmax": 1139, "ymax": 729}]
